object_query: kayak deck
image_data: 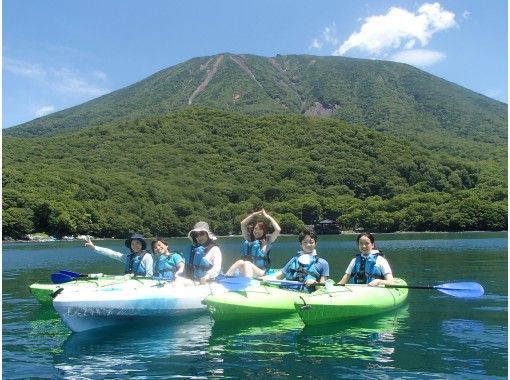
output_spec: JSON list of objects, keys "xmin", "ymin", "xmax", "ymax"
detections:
[
  {"xmin": 295, "ymin": 279, "xmax": 409, "ymax": 326},
  {"xmin": 29, "ymin": 275, "xmax": 151, "ymax": 305},
  {"xmin": 203, "ymin": 282, "xmax": 305, "ymax": 322}
]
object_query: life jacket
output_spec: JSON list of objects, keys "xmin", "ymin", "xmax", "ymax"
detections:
[
  {"xmin": 350, "ymin": 251, "xmax": 385, "ymax": 284},
  {"xmin": 154, "ymin": 252, "xmax": 184, "ymax": 280},
  {"xmin": 241, "ymin": 239, "xmax": 271, "ymax": 269},
  {"xmin": 285, "ymin": 254, "xmax": 322, "ymax": 283},
  {"xmin": 186, "ymin": 244, "xmax": 215, "ymax": 280},
  {"xmin": 125, "ymin": 250, "xmax": 150, "ymax": 276}
]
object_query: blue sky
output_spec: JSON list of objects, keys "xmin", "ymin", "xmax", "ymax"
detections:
[{"xmin": 3, "ymin": 0, "xmax": 508, "ymax": 128}]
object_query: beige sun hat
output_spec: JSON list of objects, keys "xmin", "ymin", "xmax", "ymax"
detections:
[{"xmin": 187, "ymin": 221, "xmax": 217, "ymax": 241}]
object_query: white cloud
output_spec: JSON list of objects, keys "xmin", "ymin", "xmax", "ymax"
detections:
[
  {"xmin": 310, "ymin": 38, "xmax": 323, "ymax": 49},
  {"xmin": 391, "ymin": 49, "xmax": 446, "ymax": 66},
  {"xmin": 51, "ymin": 67, "xmax": 109, "ymax": 97},
  {"xmin": 333, "ymin": 2, "xmax": 456, "ymax": 56},
  {"xmin": 4, "ymin": 58, "xmax": 46, "ymax": 78},
  {"xmin": 35, "ymin": 106, "xmax": 55, "ymax": 117},
  {"xmin": 4, "ymin": 57, "xmax": 110, "ymax": 97},
  {"xmin": 310, "ymin": 23, "xmax": 338, "ymax": 50}
]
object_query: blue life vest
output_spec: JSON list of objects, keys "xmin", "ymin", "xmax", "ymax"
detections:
[
  {"xmin": 285, "ymin": 254, "xmax": 322, "ymax": 283},
  {"xmin": 241, "ymin": 239, "xmax": 271, "ymax": 270},
  {"xmin": 350, "ymin": 251, "xmax": 385, "ymax": 284},
  {"xmin": 186, "ymin": 245, "xmax": 214, "ymax": 280},
  {"xmin": 154, "ymin": 252, "xmax": 184, "ymax": 280},
  {"xmin": 125, "ymin": 250, "xmax": 150, "ymax": 276}
]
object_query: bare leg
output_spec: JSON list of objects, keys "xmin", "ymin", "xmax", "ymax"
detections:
[
  {"xmin": 225, "ymin": 259, "xmax": 244, "ymax": 276},
  {"xmin": 242, "ymin": 261, "xmax": 266, "ymax": 278}
]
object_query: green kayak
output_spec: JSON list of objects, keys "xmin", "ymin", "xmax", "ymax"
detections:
[
  {"xmin": 295, "ymin": 278, "xmax": 409, "ymax": 326},
  {"xmin": 29, "ymin": 275, "xmax": 156, "ymax": 305},
  {"xmin": 203, "ymin": 281, "xmax": 304, "ymax": 322}
]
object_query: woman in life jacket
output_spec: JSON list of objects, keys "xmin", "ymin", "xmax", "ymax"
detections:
[
  {"xmin": 151, "ymin": 237, "xmax": 194, "ymax": 286},
  {"xmin": 84, "ymin": 233, "xmax": 154, "ymax": 277},
  {"xmin": 225, "ymin": 209, "xmax": 281, "ymax": 278},
  {"xmin": 185, "ymin": 221, "xmax": 222, "ymax": 285},
  {"xmin": 273, "ymin": 229, "xmax": 329, "ymax": 291},
  {"xmin": 337, "ymin": 232, "xmax": 395, "ymax": 286}
]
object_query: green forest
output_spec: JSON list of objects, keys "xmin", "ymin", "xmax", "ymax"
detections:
[{"xmin": 3, "ymin": 108, "xmax": 507, "ymax": 239}]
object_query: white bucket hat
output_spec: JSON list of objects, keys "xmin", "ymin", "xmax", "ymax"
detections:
[{"xmin": 187, "ymin": 221, "xmax": 217, "ymax": 241}]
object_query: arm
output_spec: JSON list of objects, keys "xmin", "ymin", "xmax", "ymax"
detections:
[
  {"xmin": 240, "ymin": 211, "xmax": 259, "ymax": 240},
  {"xmin": 84, "ymin": 236, "xmax": 126, "ymax": 263},
  {"xmin": 175, "ymin": 260, "xmax": 185, "ymax": 277},
  {"xmin": 304, "ymin": 259, "xmax": 329, "ymax": 286},
  {"xmin": 368, "ymin": 273, "xmax": 395, "ymax": 287},
  {"xmin": 337, "ymin": 258, "xmax": 355, "ymax": 285},
  {"xmin": 142, "ymin": 253, "xmax": 154, "ymax": 277},
  {"xmin": 91, "ymin": 246, "xmax": 127, "ymax": 263},
  {"xmin": 201, "ymin": 246, "xmax": 222, "ymax": 284},
  {"xmin": 368, "ymin": 257, "xmax": 395, "ymax": 286},
  {"xmin": 337, "ymin": 273, "xmax": 351, "ymax": 285},
  {"xmin": 262, "ymin": 209, "xmax": 281, "ymax": 242}
]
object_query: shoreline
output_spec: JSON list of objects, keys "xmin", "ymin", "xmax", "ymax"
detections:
[{"xmin": 3, "ymin": 230, "xmax": 507, "ymax": 243}]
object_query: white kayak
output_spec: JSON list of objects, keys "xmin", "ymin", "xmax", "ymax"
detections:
[{"xmin": 53, "ymin": 281, "xmax": 231, "ymax": 332}]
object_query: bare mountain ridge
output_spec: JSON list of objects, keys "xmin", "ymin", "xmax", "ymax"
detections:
[{"xmin": 6, "ymin": 53, "xmax": 507, "ymax": 158}]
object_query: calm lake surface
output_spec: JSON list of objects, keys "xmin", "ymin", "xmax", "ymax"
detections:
[{"xmin": 2, "ymin": 232, "xmax": 508, "ymax": 379}]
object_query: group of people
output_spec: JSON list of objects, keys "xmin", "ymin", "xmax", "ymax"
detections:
[{"xmin": 85, "ymin": 209, "xmax": 394, "ymax": 289}]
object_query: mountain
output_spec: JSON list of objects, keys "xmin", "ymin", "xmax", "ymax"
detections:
[{"xmin": 5, "ymin": 53, "xmax": 507, "ymax": 159}]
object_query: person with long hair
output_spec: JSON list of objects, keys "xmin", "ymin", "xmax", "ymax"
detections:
[{"xmin": 225, "ymin": 209, "xmax": 281, "ymax": 278}]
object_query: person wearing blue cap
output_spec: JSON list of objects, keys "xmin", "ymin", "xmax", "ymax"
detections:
[{"xmin": 85, "ymin": 233, "xmax": 154, "ymax": 277}]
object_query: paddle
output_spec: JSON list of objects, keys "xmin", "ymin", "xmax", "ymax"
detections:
[
  {"xmin": 50, "ymin": 270, "xmax": 104, "ymax": 284},
  {"xmin": 51, "ymin": 272, "xmax": 76, "ymax": 284},
  {"xmin": 215, "ymin": 276, "xmax": 253, "ymax": 291},
  {"xmin": 384, "ymin": 282, "xmax": 484, "ymax": 298},
  {"xmin": 324, "ymin": 281, "xmax": 484, "ymax": 298},
  {"xmin": 213, "ymin": 276, "xmax": 305, "ymax": 290}
]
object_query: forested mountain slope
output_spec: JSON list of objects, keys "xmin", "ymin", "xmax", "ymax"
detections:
[{"xmin": 3, "ymin": 109, "xmax": 506, "ymax": 238}]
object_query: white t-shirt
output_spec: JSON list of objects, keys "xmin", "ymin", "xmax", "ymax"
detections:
[
  {"xmin": 345, "ymin": 250, "xmax": 392, "ymax": 276},
  {"xmin": 203, "ymin": 245, "xmax": 222, "ymax": 279}
]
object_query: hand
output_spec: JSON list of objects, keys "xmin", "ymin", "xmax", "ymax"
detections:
[
  {"xmin": 304, "ymin": 279, "xmax": 317, "ymax": 286},
  {"xmin": 84, "ymin": 236, "xmax": 95, "ymax": 249},
  {"xmin": 200, "ymin": 275, "xmax": 209, "ymax": 285},
  {"xmin": 368, "ymin": 279, "xmax": 382, "ymax": 287}
]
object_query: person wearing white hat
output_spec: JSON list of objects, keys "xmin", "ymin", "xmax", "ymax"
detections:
[
  {"xmin": 273, "ymin": 228, "xmax": 329, "ymax": 291},
  {"xmin": 84, "ymin": 233, "xmax": 154, "ymax": 277},
  {"xmin": 185, "ymin": 221, "xmax": 222, "ymax": 284}
]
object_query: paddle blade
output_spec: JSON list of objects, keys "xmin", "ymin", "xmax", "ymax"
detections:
[
  {"xmin": 434, "ymin": 282, "xmax": 484, "ymax": 298},
  {"xmin": 50, "ymin": 272, "xmax": 75, "ymax": 284},
  {"xmin": 59, "ymin": 270, "xmax": 81, "ymax": 278},
  {"xmin": 216, "ymin": 276, "xmax": 253, "ymax": 291}
]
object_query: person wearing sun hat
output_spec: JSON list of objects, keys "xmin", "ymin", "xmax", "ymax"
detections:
[
  {"xmin": 84, "ymin": 233, "xmax": 154, "ymax": 277},
  {"xmin": 185, "ymin": 221, "xmax": 222, "ymax": 284}
]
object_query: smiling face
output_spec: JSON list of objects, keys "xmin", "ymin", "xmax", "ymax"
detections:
[
  {"xmin": 357, "ymin": 235, "xmax": 374, "ymax": 254},
  {"xmin": 154, "ymin": 240, "xmax": 168, "ymax": 255},
  {"xmin": 300, "ymin": 235, "xmax": 316, "ymax": 254},
  {"xmin": 195, "ymin": 231, "xmax": 209, "ymax": 245},
  {"xmin": 252, "ymin": 223, "xmax": 265, "ymax": 239},
  {"xmin": 131, "ymin": 240, "xmax": 143, "ymax": 253}
]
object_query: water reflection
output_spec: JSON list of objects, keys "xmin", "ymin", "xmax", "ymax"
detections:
[{"xmin": 55, "ymin": 314, "xmax": 214, "ymax": 379}]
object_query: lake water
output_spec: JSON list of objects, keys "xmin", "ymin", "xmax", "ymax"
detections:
[{"xmin": 2, "ymin": 232, "xmax": 508, "ymax": 379}]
